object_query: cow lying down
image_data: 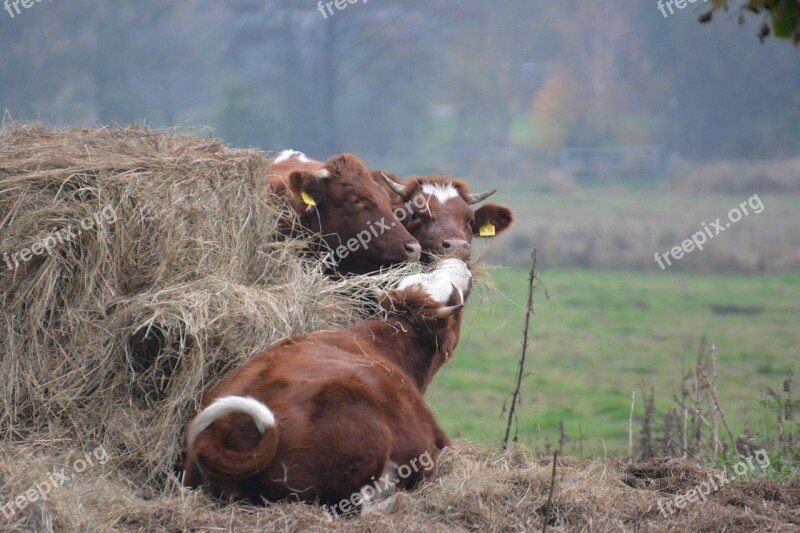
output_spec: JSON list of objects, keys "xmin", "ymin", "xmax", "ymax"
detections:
[{"xmin": 183, "ymin": 258, "xmax": 473, "ymax": 514}]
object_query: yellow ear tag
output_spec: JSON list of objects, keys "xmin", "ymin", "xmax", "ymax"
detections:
[
  {"xmin": 301, "ymin": 191, "xmax": 317, "ymax": 207},
  {"xmin": 479, "ymin": 223, "xmax": 496, "ymax": 237}
]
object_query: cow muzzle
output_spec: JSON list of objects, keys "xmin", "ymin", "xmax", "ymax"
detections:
[
  {"xmin": 404, "ymin": 242, "xmax": 422, "ymax": 261},
  {"xmin": 441, "ymin": 239, "xmax": 471, "ymax": 260}
]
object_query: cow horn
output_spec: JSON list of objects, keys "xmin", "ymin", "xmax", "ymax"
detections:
[
  {"xmin": 436, "ymin": 304, "xmax": 464, "ymax": 319},
  {"xmin": 313, "ymin": 168, "xmax": 331, "ymax": 179},
  {"xmin": 381, "ymin": 173, "xmax": 410, "ymax": 199},
  {"xmin": 465, "ymin": 189, "xmax": 497, "ymax": 204}
]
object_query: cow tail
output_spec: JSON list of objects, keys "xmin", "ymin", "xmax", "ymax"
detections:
[{"xmin": 186, "ymin": 396, "xmax": 279, "ymax": 481}]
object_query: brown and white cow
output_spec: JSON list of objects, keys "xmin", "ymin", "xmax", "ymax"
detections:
[
  {"xmin": 182, "ymin": 258, "xmax": 472, "ymax": 513},
  {"xmin": 268, "ymin": 150, "xmax": 421, "ymax": 274},
  {"xmin": 373, "ymin": 171, "xmax": 514, "ymax": 261}
]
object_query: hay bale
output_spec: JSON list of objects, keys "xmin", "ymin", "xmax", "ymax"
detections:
[{"xmin": 0, "ymin": 123, "xmax": 411, "ymax": 497}]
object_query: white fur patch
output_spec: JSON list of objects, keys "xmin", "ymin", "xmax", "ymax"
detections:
[
  {"xmin": 360, "ymin": 461, "xmax": 399, "ymax": 515},
  {"xmin": 187, "ymin": 396, "xmax": 275, "ymax": 451},
  {"xmin": 397, "ymin": 258, "xmax": 471, "ymax": 304},
  {"xmin": 421, "ymin": 182, "xmax": 459, "ymax": 204},
  {"xmin": 274, "ymin": 150, "xmax": 310, "ymax": 164}
]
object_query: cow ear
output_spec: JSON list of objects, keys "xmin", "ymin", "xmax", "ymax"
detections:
[
  {"xmin": 288, "ymin": 170, "xmax": 328, "ymax": 206},
  {"xmin": 434, "ymin": 304, "xmax": 463, "ymax": 362},
  {"xmin": 472, "ymin": 203, "xmax": 514, "ymax": 237}
]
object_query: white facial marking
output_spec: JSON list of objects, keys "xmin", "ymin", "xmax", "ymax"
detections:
[
  {"xmin": 421, "ymin": 183, "xmax": 459, "ymax": 205},
  {"xmin": 397, "ymin": 258, "xmax": 471, "ymax": 304},
  {"xmin": 274, "ymin": 150, "xmax": 310, "ymax": 164},
  {"xmin": 435, "ymin": 258, "xmax": 472, "ymax": 302}
]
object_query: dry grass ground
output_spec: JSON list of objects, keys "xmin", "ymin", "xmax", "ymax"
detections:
[
  {"xmin": 1, "ymin": 125, "xmax": 797, "ymax": 532},
  {"xmin": 2, "ymin": 442, "xmax": 798, "ymax": 532}
]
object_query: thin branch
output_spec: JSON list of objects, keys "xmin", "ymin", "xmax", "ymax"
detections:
[
  {"xmin": 627, "ymin": 391, "xmax": 635, "ymax": 463},
  {"xmin": 698, "ymin": 365, "xmax": 737, "ymax": 454},
  {"xmin": 503, "ymin": 248, "xmax": 540, "ymax": 449},
  {"xmin": 542, "ymin": 451, "xmax": 558, "ymax": 533},
  {"xmin": 710, "ymin": 343, "xmax": 720, "ymax": 458},
  {"xmin": 692, "ymin": 335, "xmax": 706, "ymax": 455}
]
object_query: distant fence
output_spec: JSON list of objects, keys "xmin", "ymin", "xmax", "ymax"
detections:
[
  {"xmin": 435, "ymin": 146, "xmax": 557, "ymax": 182},
  {"xmin": 559, "ymin": 145, "xmax": 665, "ymax": 181}
]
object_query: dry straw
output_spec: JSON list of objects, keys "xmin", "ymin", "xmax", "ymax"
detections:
[
  {"xmin": 1, "ymin": 124, "xmax": 797, "ymax": 532},
  {"xmin": 0, "ymin": 123, "xmax": 422, "ymax": 492}
]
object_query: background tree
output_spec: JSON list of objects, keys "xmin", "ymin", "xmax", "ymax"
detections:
[
  {"xmin": 2, "ymin": 0, "xmax": 798, "ymax": 170},
  {"xmin": 701, "ymin": 0, "xmax": 800, "ymax": 44}
]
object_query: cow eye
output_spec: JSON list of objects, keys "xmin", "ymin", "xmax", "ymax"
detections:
[
  {"xmin": 409, "ymin": 212, "xmax": 419, "ymax": 221},
  {"xmin": 350, "ymin": 198, "xmax": 361, "ymax": 206}
]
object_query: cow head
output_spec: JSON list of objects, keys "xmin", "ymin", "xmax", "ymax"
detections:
[
  {"xmin": 374, "ymin": 258, "xmax": 472, "ymax": 379},
  {"xmin": 376, "ymin": 173, "xmax": 513, "ymax": 262},
  {"xmin": 288, "ymin": 154, "xmax": 421, "ymax": 274}
]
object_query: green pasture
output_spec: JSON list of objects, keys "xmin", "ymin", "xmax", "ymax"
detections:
[{"xmin": 427, "ymin": 268, "xmax": 799, "ymax": 457}]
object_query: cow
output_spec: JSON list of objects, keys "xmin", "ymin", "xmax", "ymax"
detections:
[
  {"xmin": 373, "ymin": 171, "xmax": 514, "ymax": 261},
  {"xmin": 268, "ymin": 150, "xmax": 421, "ymax": 275},
  {"xmin": 182, "ymin": 258, "xmax": 473, "ymax": 514}
]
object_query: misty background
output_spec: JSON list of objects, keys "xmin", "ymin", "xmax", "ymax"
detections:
[{"xmin": 2, "ymin": 0, "xmax": 799, "ymax": 272}]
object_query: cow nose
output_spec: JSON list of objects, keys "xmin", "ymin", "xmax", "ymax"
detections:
[
  {"xmin": 441, "ymin": 239, "xmax": 471, "ymax": 259},
  {"xmin": 404, "ymin": 242, "xmax": 422, "ymax": 261}
]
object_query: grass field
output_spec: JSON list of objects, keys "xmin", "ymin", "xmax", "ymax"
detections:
[
  {"xmin": 427, "ymin": 268, "xmax": 800, "ymax": 457},
  {"xmin": 480, "ymin": 188, "xmax": 800, "ymax": 273}
]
